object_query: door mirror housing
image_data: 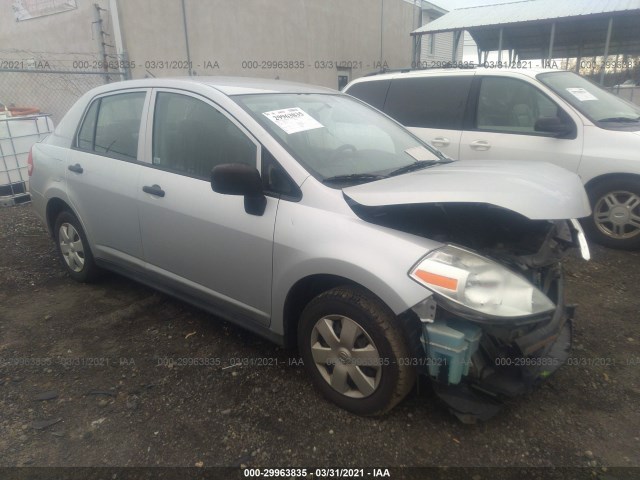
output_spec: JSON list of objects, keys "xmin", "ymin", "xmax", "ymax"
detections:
[
  {"xmin": 211, "ymin": 163, "xmax": 262, "ymax": 196},
  {"xmin": 211, "ymin": 163, "xmax": 266, "ymax": 216},
  {"xmin": 534, "ymin": 117, "xmax": 573, "ymax": 137}
]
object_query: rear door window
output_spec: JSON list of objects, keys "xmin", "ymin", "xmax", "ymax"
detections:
[
  {"xmin": 383, "ymin": 76, "xmax": 472, "ymax": 129},
  {"xmin": 76, "ymin": 91, "xmax": 146, "ymax": 161}
]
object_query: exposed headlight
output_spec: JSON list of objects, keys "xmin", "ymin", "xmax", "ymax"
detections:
[{"xmin": 409, "ymin": 245, "xmax": 555, "ymax": 319}]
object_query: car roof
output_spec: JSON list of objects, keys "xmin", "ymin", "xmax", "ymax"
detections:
[
  {"xmin": 348, "ymin": 67, "xmax": 565, "ymax": 85},
  {"xmin": 86, "ymin": 76, "xmax": 338, "ymax": 96}
]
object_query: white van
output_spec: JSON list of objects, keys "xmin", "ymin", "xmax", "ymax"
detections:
[{"xmin": 345, "ymin": 68, "xmax": 640, "ymax": 250}]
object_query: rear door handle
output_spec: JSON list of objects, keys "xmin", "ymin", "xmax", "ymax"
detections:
[
  {"xmin": 68, "ymin": 164, "xmax": 83, "ymax": 174},
  {"xmin": 470, "ymin": 140, "xmax": 491, "ymax": 151},
  {"xmin": 142, "ymin": 184, "xmax": 165, "ymax": 197},
  {"xmin": 431, "ymin": 137, "xmax": 450, "ymax": 148}
]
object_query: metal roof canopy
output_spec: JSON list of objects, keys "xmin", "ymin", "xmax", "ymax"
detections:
[{"xmin": 412, "ymin": 0, "xmax": 640, "ymax": 82}]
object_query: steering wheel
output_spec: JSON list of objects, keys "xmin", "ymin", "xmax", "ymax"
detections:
[{"xmin": 328, "ymin": 144, "xmax": 357, "ymax": 162}]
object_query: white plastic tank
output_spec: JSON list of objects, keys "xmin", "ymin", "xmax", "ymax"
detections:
[{"xmin": 0, "ymin": 113, "xmax": 54, "ymax": 206}]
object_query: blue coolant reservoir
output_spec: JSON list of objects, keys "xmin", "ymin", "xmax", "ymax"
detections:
[
  {"xmin": 447, "ymin": 318, "xmax": 482, "ymax": 376},
  {"xmin": 421, "ymin": 319, "xmax": 482, "ymax": 384}
]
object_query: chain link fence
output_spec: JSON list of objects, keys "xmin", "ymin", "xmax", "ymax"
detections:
[
  {"xmin": 578, "ymin": 57, "xmax": 640, "ymax": 105},
  {"xmin": 1, "ymin": 50, "xmax": 124, "ymax": 205},
  {"xmin": 0, "ymin": 70, "xmax": 111, "ymax": 123},
  {"xmin": 1, "ymin": 50, "xmax": 125, "ymax": 123}
]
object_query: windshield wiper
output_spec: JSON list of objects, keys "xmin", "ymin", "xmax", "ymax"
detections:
[
  {"xmin": 388, "ymin": 159, "xmax": 452, "ymax": 177},
  {"xmin": 598, "ymin": 116, "xmax": 640, "ymax": 123},
  {"xmin": 322, "ymin": 173, "xmax": 385, "ymax": 185}
]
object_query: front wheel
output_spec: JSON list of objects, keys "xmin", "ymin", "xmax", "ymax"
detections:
[
  {"xmin": 298, "ymin": 286, "xmax": 415, "ymax": 416},
  {"xmin": 54, "ymin": 210, "xmax": 100, "ymax": 282},
  {"xmin": 584, "ymin": 178, "xmax": 640, "ymax": 250}
]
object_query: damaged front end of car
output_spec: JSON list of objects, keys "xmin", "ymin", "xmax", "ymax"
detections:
[{"xmin": 352, "ymin": 201, "xmax": 590, "ymax": 423}]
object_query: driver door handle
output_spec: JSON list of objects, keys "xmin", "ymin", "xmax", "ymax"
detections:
[
  {"xmin": 470, "ymin": 140, "xmax": 491, "ymax": 151},
  {"xmin": 142, "ymin": 184, "xmax": 165, "ymax": 197},
  {"xmin": 431, "ymin": 137, "xmax": 450, "ymax": 148},
  {"xmin": 68, "ymin": 163, "xmax": 83, "ymax": 174}
]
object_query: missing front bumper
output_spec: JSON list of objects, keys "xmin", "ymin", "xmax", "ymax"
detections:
[{"xmin": 423, "ymin": 307, "xmax": 573, "ymax": 424}]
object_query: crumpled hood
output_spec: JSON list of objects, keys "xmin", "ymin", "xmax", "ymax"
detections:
[{"xmin": 343, "ymin": 160, "xmax": 591, "ymax": 220}]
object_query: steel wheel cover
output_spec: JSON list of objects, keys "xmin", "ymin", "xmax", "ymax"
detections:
[
  {"xmin": 310, "ymin": 315, "xmax": 382, "ymax": 398},
  {"xmin": 58, "ymin": 223, "xmax": 85, "ymax": 272}
]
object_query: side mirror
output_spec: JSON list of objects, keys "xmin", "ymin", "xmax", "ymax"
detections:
[
  {"xmin": 534, "ymin": 117, "xmax": 573, "ymax": 137},
  {"xmin": 211, "ymin": 163, "xmax": 266, "ymax": 216}
]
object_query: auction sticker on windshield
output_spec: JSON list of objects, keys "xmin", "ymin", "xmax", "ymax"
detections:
[
  {"xmin": 566, "ymin": 88, "xmax": 598, "ymax": 102},
  {"xmin": 263, "ymin": 107, "xmax": 324, "ymax": 134}
]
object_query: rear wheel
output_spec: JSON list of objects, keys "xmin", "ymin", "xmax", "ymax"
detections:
[
  {"xmin": 298, "ymin": 286, "xmax": 415, "ymax": 416},
  {"xmin": 584, "ymin": 178, "xmax": 640, "ymax": 250},
  {"xmin": 54, "ymin": 210, "xmax": 100, "ymax": 282}
]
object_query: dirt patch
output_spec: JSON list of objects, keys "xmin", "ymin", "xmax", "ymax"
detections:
[{"xmin": 1, "ymin": 204, "xmax": 639, "ymax": 470}]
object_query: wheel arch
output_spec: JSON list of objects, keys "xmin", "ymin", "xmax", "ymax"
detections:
[
  {"xmin": 584, "ymin": 172, "xmax": 640, "ymax": 195},
  {"xmin": 280, "ymin": 273, "xmax": 425, "ymax": 356},
  {"xmin": 46, "ymin": 197, "xmax": 74, "ymax": 237},
  {"xmin": 45, "ymin": 197, "xmax": 92, "ymax": 246},
  {"xmin": 281, "ymin": 274, "xmax": 362, "ymax": 349}
]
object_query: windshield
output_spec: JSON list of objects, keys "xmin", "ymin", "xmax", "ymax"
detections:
[
  {"xmin": 234, "ymin": 93, "xmax": 446, "ymax": 185},
  {"xmin": 538, "ymin": 71, "xmax": 640, "ymax": 129}
]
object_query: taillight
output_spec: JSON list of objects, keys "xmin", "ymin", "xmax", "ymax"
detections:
[{"xmin": 27, "ymin": 147, "xmax": 34, "ymax": 176}]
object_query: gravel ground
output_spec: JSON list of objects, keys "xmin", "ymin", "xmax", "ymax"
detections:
[{"xmin": 0, "ymin": 204, "xmax": 639, "ymax": 476}]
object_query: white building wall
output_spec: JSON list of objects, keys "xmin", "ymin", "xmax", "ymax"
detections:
[
  {"xmin": 0, "ymin": 0, "xmax": 116, "ymax": 122},
  {"xmin": 115, "ymin": 0, "xmax": 419, "ymax": 88},
  {"xmin": 419, "ymin": 31, "xmax": 464, "ymax": 64},
  {"xmin": 0, "ymin": 0, "xmax": 423, "ymax": 120},
  {"xmin": 416, "ymin": 9, "xmax": 463, "ymax": 65}
]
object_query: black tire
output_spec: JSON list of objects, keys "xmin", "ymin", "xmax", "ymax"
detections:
[
  {"xmin": 583, "ymin": 178, "xmax": 640, "ymax": 250},
  {"xmin": 53, "ymin": 210, "xmax": 100, "ymax": 282},
  {"xmin": 298, "ymin": 286, "xmax": 416, "ymax": 416}
]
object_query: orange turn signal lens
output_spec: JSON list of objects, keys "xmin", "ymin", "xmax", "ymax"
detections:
[{"xmin": 414, "ymin": 269, "xmax": 458, "ymax": 291}]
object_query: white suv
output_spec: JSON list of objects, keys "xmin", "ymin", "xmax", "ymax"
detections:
[{"xmin": 345, "ymin": 68, "xmax": 640, "ymax": 250}]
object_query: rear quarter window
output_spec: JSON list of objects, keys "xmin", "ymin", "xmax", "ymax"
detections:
[{"xmin": 383, "ymin": 76, "xmax": 472, "ymax": 129}]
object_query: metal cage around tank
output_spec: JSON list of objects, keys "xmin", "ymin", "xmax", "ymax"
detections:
[{"xmin": 0, "ymin": 113, "xmax": 54, "ymax": 207}]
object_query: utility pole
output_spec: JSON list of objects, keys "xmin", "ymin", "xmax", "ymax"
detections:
[
  {"xmin": 380, "ymin": 0, "xmax": 384, "ymax": 67},
  {"xmin": 181, "ymin": 0, "xmax": 193, "ymax": 76},
  {"xmin": 93, "ymin": 3, "xmax": 111, "ymax": 83}
]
